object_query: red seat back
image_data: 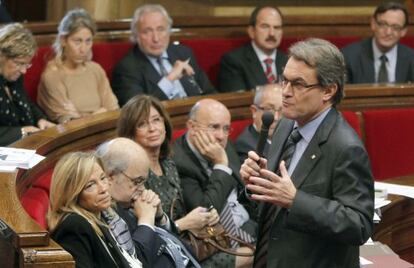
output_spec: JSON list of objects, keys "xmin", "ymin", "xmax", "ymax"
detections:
[{"xmin": 363, "ymin": 108, "xmax": 414, "ymax": 180}]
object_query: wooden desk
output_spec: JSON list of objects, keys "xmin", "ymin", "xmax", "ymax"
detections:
[{"xmin": 1, "ymin": 86, "xmax": 414, "ymax": 267}]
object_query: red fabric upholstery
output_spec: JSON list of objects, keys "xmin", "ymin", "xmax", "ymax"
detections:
[
  {"xmin": 92, "ymin": 42, "xmax": 133, "ymax": 80},
  {"xmin": 363, "ymin": 108, "xmax": 414, "ymax": 180},
  {"xmin": 172, "ymin": 128, "xmax": 187, "ymax": 141},
  {"xmin": 24, "ymin": 46, "xmax": 53, "ymax": 101},
  {"xmin": 341, "ymin": 111, "xmax": 362, "ymax": 138},
  {"xmin": 31, "ymin": 168, "xmax": 54, "ymax": 194},
  {"xmin": 229, "ymin": 118, "xmax": 253, "ymax": 142},
  {"xmin": 20, "ymin": 187, "xmax": 49, "ymax": 229},
  {"xmin": 180, "ymin": 37, "xmax": 249, "ymax": 86}
]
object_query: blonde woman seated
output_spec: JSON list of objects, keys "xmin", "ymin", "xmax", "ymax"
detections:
[
  {"xmin": 48, "ymin": 152, "xmax": 147, "ymax": 268},
  {"xmin": 37, "ymin": 9, "xmax": 118, "ymax": 123}
]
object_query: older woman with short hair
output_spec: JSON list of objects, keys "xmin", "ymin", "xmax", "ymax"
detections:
[
  {"xmin": 37, "ymin": 8, "xmax": 118, "ymax": 123},
  {"xmin": 0, "ymin": 23, "xmax": 54, "ymax": 146}
]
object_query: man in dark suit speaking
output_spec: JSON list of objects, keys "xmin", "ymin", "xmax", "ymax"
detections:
[
  {"xmin": 218, "ymin": 6, "xmax": 288, "ymax": 92},
  {"xmin": 240, "ymin": 38, "xmax": 374, "ymax": 267},
  {"xmin": 112, "ymin": 4, "xmax": 215, "ymax": 105}
]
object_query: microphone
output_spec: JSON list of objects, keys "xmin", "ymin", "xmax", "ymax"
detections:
[
  {"xmin": 246, "ymin": 111, "xmax": 274, "ymax": 198},
  {"xmin": 256, "ymin": 111, "xmax": 275, "ymax": 157}
]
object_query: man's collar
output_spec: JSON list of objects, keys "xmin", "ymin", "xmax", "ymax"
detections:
[
  {"xmin": 251, "ymin": 41, "xmax": 277, "ymax": 62},
  {"xmin": 372, "ymin": 38, "xmax": 397, "ymax": 59}
]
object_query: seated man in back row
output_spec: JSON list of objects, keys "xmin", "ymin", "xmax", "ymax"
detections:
[
  {"xmin": 342, "ymin": 1, "xmax": 414, "ymax": 84},
  {"xmin": 218, "ymin": 6, "xmax": 288, "ymax": 92},
  {"xmin": 112, "ymin": 4, "xmax": 216, "ymax": 106},
  {"xmin": 235, "ymin": 84, "xmax": 282, "ymax": 163}
]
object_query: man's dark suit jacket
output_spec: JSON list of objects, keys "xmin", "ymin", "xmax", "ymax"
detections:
[
  {"xmin": 172, "ymin": 135, "xmax": 257, "ymax": 221},
  {"xmin": 111, "ymin": 44, "xmax": 216, "ymax": 106},
  {"xmin": 116, "ymin": 205, "xmax": 179, "ymax": 268},
  {"xmin": 342, "ymin": 38, "xmax": 414, "ymax": 84},
  {"xmin": 258, "ymin": 108, "xmax": 374, "ymax": 267},
  {"xmin": 218, "ymin": 43, "xmax": 288, "ymax": 92},
  {"xmin": 235, "ymin": 124, "xmax": 270, "ymax": 164},
  {"xmin": 51, "ymin": 213, "xmax": 139, "ymax": 268}
]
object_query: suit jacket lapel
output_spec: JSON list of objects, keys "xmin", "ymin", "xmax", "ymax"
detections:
[
  {"xmin": 181, "ymin": 136, "xmax": 211, "ymax": 181},
  {"xmin": 267, "ymin": 118, "xmax": 294, "ymax": 172},
  {"xmin": 361, "ymin": 39, "xmax": 376, "ymax": 83},
  {"xmin": 290, "ymin": 109, "xmax": 337, "ymax": 188},
  {"xmin": 395, "ymin": 43, "xmax": 408, "ymax": 82},
  {"xmin": 245, "ymin": 44, "xmax": 268, "ymax": 87},
  {"xmin": 134, "ymin": 46, "xmax": 169, "ymax": 99}
]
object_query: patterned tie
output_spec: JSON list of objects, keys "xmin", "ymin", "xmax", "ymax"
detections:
[
  {"xmin": 264, "ymin": 58, "xmax": 277, "ymax": 83},
  {"xmin": 253, "ymin": 128, "xmax": 302, "ymax": 268},
  {"xmin": 157, "ymin": 57, "xmax": 169, "ymax": 77},
  {"xmin": 220, "ymin": 199, "xmax": 255, "ymax": 248},
  {"xmin": 378, "ymin": 55, "xmax": 389, "ymax": 83},
  {"xmin": 101, "ymin": 210, "xmax": 136, "ymax": 257}
]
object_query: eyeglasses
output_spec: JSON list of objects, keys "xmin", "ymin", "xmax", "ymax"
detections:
[
  {"xmin": 279, "ymin": 76, "xmax": 321, "ymax": 92},
  {"xmin": 255, "ymin": 105, "xmax": 282, "ymax": 114},
  {"xmin": 12, "ymin": 59, "xmax": 32, "ymax": 70},
  {"xmin": 194, "ymin": 121, "xmax": 233, "ymax": 136},
  {"xmin": 136, "ymin": 116, "xmax": 164, "ymax": 132},
  {"xmin": 375, "ymin": 19, "xmax": 405, "ymax": 32},
  {"xmin": 121, "ymin": 171, "xmax": 147, "ymax": 186}
]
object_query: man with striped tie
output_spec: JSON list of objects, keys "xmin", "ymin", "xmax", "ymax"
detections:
[
  {"xmin": 218, "ymin": 6, "xmax": 288, "ymax": 92},
  {"xmin": 240, "ymin": 38, "xmax": 374, "ymax": 267},
  {"xmin": 173, "ymin": 99, "xmax": 258, "ymax": 265}
]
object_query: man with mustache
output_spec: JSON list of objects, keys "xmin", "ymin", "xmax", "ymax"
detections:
[
  {"xmin": 218, "ymin": 6, "xmax": 288, "ymax": 92},
  {"xmin": 342, "ymin": 2, "xmax": 414, "ymax": 84}
]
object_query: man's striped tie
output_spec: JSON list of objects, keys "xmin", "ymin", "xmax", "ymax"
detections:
[
  {"xmin": 264, "ymin": 58, "xmax": 277, "ymax": 83},
  {"xmin": 253, "ymin": 128, "xmax": 302, "ymax": 267}
]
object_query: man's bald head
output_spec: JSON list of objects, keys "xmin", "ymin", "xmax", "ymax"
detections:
[
  {"xmin": 96, "ymin": 137, "xmax": 149, "ymax": 175},
  {"xmin": 187, "ymin": 98, "xmax": 232, "ymax": 148},
  {"xmin": 96, "ymin": 137, "xmax": 150, "ymax": 203}
]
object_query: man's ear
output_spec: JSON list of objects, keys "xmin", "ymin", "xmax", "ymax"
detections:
[
  {"xmin": 186, "ymin": 119, "xmax": 194, "ymax": 130},
  {"xmin": 322, "ymin": 84, "xmax": 338, "ymax": 103},
  {"xmin": 250, "ymin": 104, "xmax": 257, "ymax": 119},
  {"xmin": 247, "ymin": 25, "xmax": 255, "ymax": 40}
]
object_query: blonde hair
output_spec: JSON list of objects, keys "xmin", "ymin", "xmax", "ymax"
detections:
[
  {"xmin": 48, "ymin": 151, "xmax": 105, "ymax": 236},
  {"xmin": 0, "ymin": 23, "xmax": 36, "ymax": 59},
  {"xmin": 53, "ymin": 8, "xmax": 96, "ymax": 62}
]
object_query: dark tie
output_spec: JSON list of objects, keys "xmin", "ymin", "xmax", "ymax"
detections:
[
  {"xmin": 157, "ymin": 57, "xmax": 169, "ymax": 77},
  {"xmin": 378, "ymin": 55, "xmax": 389, "ymax": 83},
  {"xmin": 264, "ymin": 58, "xmax": 277, "ymax": 83},
  {"xmin": 253, "ymin": 128, "xmax": 302, "ymax": 268}
]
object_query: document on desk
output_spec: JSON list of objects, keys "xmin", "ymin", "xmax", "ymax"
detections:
[{"xmin": 375, "ymin": 181, "xmax": 414, "ymax": 199}]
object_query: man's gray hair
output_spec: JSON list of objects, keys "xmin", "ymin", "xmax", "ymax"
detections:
[
  {"xmin": 130, "ymin": 4, "xmax": 173, "ymax": 43},
  {"xmin": 288, "ymin": 38, "xmax": 346, "ymax": 106},
  {"xmin": 188, "ymin": 101, "xmax": 201, "ymax": 120},
  {"xmin": 95, "ymin": 140, "xmax": 128, "ymax": 175}
]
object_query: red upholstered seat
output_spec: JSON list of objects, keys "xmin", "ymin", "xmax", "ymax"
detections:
[
  {"xmin": 20, "ymin": 187, "xmax": 49, "ymax": 229},
  {"xmin": 24, "ymin": 46, "xmax": 53, "ymax": 101},
  {"xmin": 92, "ymin": 42, "xmax": 133, "ymax": 80},
  {"xmin": 363, "ymin": 108, "xmax": 414, "ymax": 180},
  {"xmin": 341, "ymin": 111, "xmax": 362, "ymax": 138},
  {"xmin": 31, "ymin": 168, "xmax": 54, "ymax": 195}
]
